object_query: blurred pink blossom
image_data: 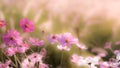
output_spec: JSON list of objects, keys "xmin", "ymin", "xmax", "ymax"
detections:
[
  {"xmin": 29, "ymin": 38, "xmax": 44, "ymax": 46},
  {"xmin": 0, "ymin": 20, "xmax": 6, "ymax": 27},
  {"xmin": 5, "ymin": 47, "xmax": 17, "ymax": 56},
  {"xmin": 104, "ymin": 42, "xmax": 111, "ymax": 49},
  {"xmin": 2, "ymin": 30, "xmax": 23, "ymax": 46},
  {"xmin": 20, "ymin": 18, "xmax": 35, "ymax": 32}
]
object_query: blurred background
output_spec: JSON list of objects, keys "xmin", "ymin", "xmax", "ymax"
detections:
[{"xmin": 1, "ymin": 0, "xmax": 120, "ymax": 68}]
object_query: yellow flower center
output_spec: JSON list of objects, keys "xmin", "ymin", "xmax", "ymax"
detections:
[
  {"xmin": 65, "ymin": 38, "xmax": 69, "ymax": 43},
  {"xmin": 25, "ymin": 24, "xmax": 29, "ymax": 28},
  {"xmin": 10, "ymin": 36, "xmax": 14, "ymax": 40}
]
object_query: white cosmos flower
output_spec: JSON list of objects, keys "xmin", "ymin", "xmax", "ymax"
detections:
[{"xmin": 71, "ymin": 54, "xmax": 100, "ymax": 68}]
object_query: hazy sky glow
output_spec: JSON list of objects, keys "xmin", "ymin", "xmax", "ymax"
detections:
[{"xmin": 1, "ymin": 0, "xmax": 120, "ymax": 21}]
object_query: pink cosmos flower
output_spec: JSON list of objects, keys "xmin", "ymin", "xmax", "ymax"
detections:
[
  {"xmin": 99, "ymin": 62, "xmax": 109, "ymax": 68},
  {"xmin": 20, "ymin": 18, "xmax": 34, "ymax": 32},
  {"xmin": 4, "ymin": 60, "xmax": 11, "ymax": 67},
  {"xmin": 57, "ymin": 33, "xmax": 78, "ymax": 47},
  {"xmin": 76, "ymin": 43, "xmax": 87, "ymax": 50},
  {"xmin": 48, "ymin": 33, "xmax": 87, "ymax": 51},
  {"xmin": 115, "ymin": 41, "xmax": 120, "ymax": 45},
  {"xmin": 71, "ymin": 54, "xmax": 101, "ymax": 67},
  {"xmin": 70, "ymin": 54, "xmax": 84, "ymax": 64},
  {"xmin": 0, "ymin": 60, "xmax": 11, "ymax": 68},
  {"xmin": 92, "ymin": 47, "xmax": 107, "ymax": 57},
  {"xmin": 2, "ymin": 30, "xmax": 23, "ymax": 46},
  {"xmin": 21, "ymin": 49, "xmax": 48, "ymax": 68},
  {"xmin": 71, "ymin": 54, "xmax": 88, "ymax": 66},
  {"xmin": 108, "ymin": 60, "xmax": 120, "ymax": 68},
  {"xmin": 28, "ymin": 53, "xmax": 43, "ymax": 63},
  {"xmin": 16, "ymin": 44, "xmax": 29, "ymax": 53},
  {"xmin": 21, "ymin": 53, "xmax": 44, "ymax": 68},
  {"xmin": 16, "ymin": 46, "xmax": 28, "ymax": 53},
  {"xmin": 48, "ymin": 34, "xmax": 58, "ymax": 44},
  {"xmin": 21, "ymin": 58, "xmax": 35, "ymax": 68},
  {"xmin": 0, "ymin": 20, "xmax": 6, "ymax": 27},
  {"xmin": 29, "ymin": 38, "xmax": 44, "ymax": 46},
  {"xmin": 40, "ymin": 48, "xmax": 47, "ymax": 57},
  {"xmin": 104, "ymin": 42, "xmax": 111, "ymax": 49},
  {"xmin": 55, "ymin": 33, "xmax": 80, "ymax": 51},
  {"xmin": 97, "ymin": 53, "xmax": 107, "ymax": 58},
  {"xmin": 5, "ymin": 47, "xmax": 17, "ymax": 56},
  {"xmin": 114, "ymin": 50, "xmax": 120, "ymax": 55}
]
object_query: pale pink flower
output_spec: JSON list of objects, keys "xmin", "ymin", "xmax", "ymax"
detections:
[
  {"xmin": 21, "ymin": 58, "xmax": 35, "ymax": 68},
  {"xmin": 21, "ymin": 53, "xmax": 47, "ymax": 68},
  {"xmin": 114, "ymin": 50, "xmax": 120, "ymax": 55},
  {"xmin": 16, "ymin": 44, "xmax": 29, "ymax": 53},
  {"xmin": 98, "ymin": 53, "xmax": 107, "ymax": 57},
  {"xmin": 40, "ymin": 48, "xmax": 47, "ymax": 57},
  {"xmin": 99, "ymin": 62, "xmax": 109, "ymax": 68},
  {"xmin": 27, "ymin": 53, "xmax": 43, "ymax": 64},
  {"xmin": 70, "ymin": 54, "xmax": 87, "ymax": 66},
  {"xmin": 48, "ymin": 34, "xmax": 58, "ymax": 44},
  {"xmin": 71, "ymin": 54, "xmax": 100, "ymax": 67},
  {"xmin": 5, "ymin": 47, "xmax": 17, "ymax": 56},
  {"xmin": 70, "ymin": 54, "xmax": 83, "ymax": 64},
  {"xmin": 76, "ymin": 43, "xmax": 87, "ymax": 50},
  {"xmin": 104, "ymin": 42, "xmax": 111, "ymax": 49},
  {"xmin": 4, "ymin": 60, "xmax": 11, "ymax": 67},
  {"xmin": 57, "ymin": 33, "xmax": 78, "ymax": 46},
  {"xmin": 92, "ymin": 47, "xmax": 107, "ymax": 57},
  {"xmin": 29, "ymin": 38, "xmax": 44, "ymax": 46},
  {"xmin": 16, "ymin": 46, "xmax": 28, "ymax": 53},
  {"xmin": 115, "ymin": 41, "xmax": 120, "ymax": 45}
]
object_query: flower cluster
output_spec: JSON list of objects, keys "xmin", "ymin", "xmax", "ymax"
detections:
[
  {"xmin": 70, "ymin": 41, "xmax": 120, "ymax": 68},
  {"xmin": 0, "ymin": 18, "xmax": 48, "ymax": 68},
  {"xmin": 21, "ymin": 48, "xmax": 48, "ymax": 68},
  {"xmin": 1, "ymin": 18, "xmax": 120, "ymax": 68},
  {"xmin": 2, "ymin": 30, "xmax": 23, "ymax": 46},
  {"xmin": 71, "ymin": 54, "xmax": 100, "ymax": 68},
  {"xmin": 2, "ymin": 30, "xmax": 29, "ymax": 56}
]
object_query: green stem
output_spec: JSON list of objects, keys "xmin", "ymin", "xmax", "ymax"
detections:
[
  {"xmin": 30, "ymin": 47, "xmax": 34, "ymax": 53},
  {"xmin": 14, "ymin": 55, "xmax": 18, "ymax": 67},
  {"xmin": 14, "ymin": 55, "xmax": 22, "ymax": 68},
  {"xmin": 60, "ymin": 51, "xmax": 64, "ymax": 67}
]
